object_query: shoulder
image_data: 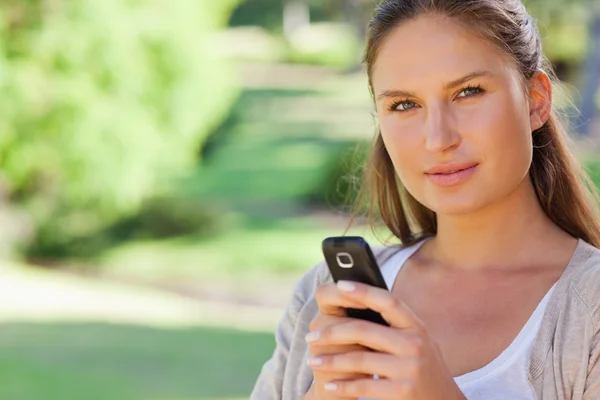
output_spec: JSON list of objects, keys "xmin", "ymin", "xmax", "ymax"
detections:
[{"xmin": 567, "ymin": 240, "xmax": 600, "ymax": 324}]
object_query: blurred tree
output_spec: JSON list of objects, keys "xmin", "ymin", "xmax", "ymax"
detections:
[
  {"xmin": 0, "ymin": 0, "xmax": 240, "ymax": 257},
  {"xmin": 230, "ymin": 0, "xmax": 283, "ymax": 31},
  {"xmin": 340, "ymin": 0, "xmax": 370, "ymax": 40},
  {"xmin": 230, "ymin": 0, "xmax": 359, "ymax": 33},
  {"xmin": 577, "ymin": 2, "xmax": 600, "ymax": 135},
  {"xmin": 525, "ymin": 0, "xmax": 599, "ymax": 134}
]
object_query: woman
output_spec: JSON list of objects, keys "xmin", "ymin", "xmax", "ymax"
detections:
[{"xmin": 251, "ymin": 0, "xmax": 600, "ymax": 399}]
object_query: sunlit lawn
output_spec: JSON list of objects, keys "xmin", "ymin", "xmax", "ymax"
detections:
[
  {"xmin": 0, "ymin": 218, "xmax": 382, "ymax": 400},
  {"xmin": 100, "ymin": 217, "xmax": 356, "ymax": 279},
  {"xmin": 0, "ymin": 322, "xmax": 272, "ymax": 400},
  {"xmin": 0, "ymin": 265, "xmax": 280, "ymax": 400},
  {"xmin": 96, "ymin": 216, "xmax": 385, "ymax": 308}
]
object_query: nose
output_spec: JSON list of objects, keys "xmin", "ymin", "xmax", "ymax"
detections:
[{"xmin": 424, "ymin": 106, "xmax": 460, "ymax": 153}]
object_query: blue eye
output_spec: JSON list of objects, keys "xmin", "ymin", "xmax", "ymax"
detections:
[
  {"xmin": 388, "ymin": 85, "xmax": 484, "ymax": 112},
  {"xmin": 390, "ymin": 100, "xmax": 417, "ymax": 112},
  {"xmin": 457, "ymin": 85, "xmax": 483, "ymax": 98}
]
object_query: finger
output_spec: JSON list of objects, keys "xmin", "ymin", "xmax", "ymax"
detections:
[
  {"xmin": 306, "ymin": 319, "xmax": 423, "ymax": 357},
  {"xmin": 309, "ymin": 313, "xmax": 348, "ymax": 332},
  {"xmin": 315, "ymin": 283, "xmax": 367, "ymax": 317},
  {"xmin": 309, "ymin": 343, "xmax": 366, "ymax": 358},
  {"xmin": 307, "ymin": 350, "xmax": 420, "ymax": 379},
  {"xmin": 323, "ymin": 377, "xmax": 413, "ymax": 400},
  {"xmin": 312, "ymin": 369, "xmax": 372, "ymax": 393},
  {"xmin": 335, "ymin": 281, "xmax": 424, "ymax": 330},
  {"xmin": 308, "ymin": 315, "xmax": 370, "ymax": 358}
]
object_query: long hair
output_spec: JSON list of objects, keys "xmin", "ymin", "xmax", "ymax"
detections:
[{"xmin": 350, "ymin": 0, "xmax": 600, "ymax": 247}]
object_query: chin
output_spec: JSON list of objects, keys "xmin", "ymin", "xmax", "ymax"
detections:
[{"xmin": 424, "ymin": 194, "xmax": 493, "ymax": 216}]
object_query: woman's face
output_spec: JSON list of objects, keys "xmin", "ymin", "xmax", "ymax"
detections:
[{"xmin": 371, "ymin": 14, "xmax": 548, "ymax": 216}]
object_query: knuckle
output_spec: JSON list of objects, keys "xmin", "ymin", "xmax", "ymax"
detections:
[
  {"xmin": 350, "ymin": 320, "xmax": 368, "ymax": 336},
  {"xmin": 407, "ymin": 335, "xmax": 424, "ymax": 356},
  {"xmin": 383, "ymin": 294, "xmax": 401, "ymax": 310},
  {"xmin": 309, "ymin": 315, "xmax": 323, "ymax": 331},
  {"xmin": 349, "ymin": 351, "xmax": 368, "ymax": 369},
  {"xmin": 317, "ymin": 326, "xmax": 330, "ymax": 341},
  {"xmin": 414, "ymin": 323, "xmax": 427, "ymax": 336}
]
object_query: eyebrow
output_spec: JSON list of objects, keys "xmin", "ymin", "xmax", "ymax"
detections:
[{"xmin": 376, "ymin": 70, "xmax": 493, "ymax": 101}]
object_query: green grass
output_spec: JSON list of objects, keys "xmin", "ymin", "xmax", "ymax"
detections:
[
  {"xmin": 100, "ymin": 225, "xmax": 332, "ymax": 279},
  {"xmin": 0, "ymin": 265, "xmax": 281, "ymax": 400},
  {"xmin": 188, "ymin": 74, "xmax": 372, "ymax": 215},
  {"xmin": 0, "ymin": 322, "xmax": 273, "ymax": 400},
  {"xmin": 95, "ymin": 216, "xmax": 385, "ymax": 305}
]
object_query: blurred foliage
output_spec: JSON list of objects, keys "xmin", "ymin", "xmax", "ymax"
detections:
[
  {"xmin": 189, "ymin": 80, "xmax": 372, "ymax": 217},
  {"xmin": 231, "ymin": 0, "xmax": 350, "ymax": 32},
  {"xmin": 307, "ymin": 143, "xmax": 368, "ymax": 209},
  {"xmin": 286, "ymin": 22, "xmax": 362, "ymax": 68},
  {"xmin": 0, "ymin": 0, "xmax": 240, "ymax": 258},
  {"xmin": 584, "ymin": 159, "xmax": 600, "ymax": 192},
  {"xmin": 219, "ymin": 26, "xmax": 289, "ymax": 63},
  {"xmin": 3, "ymin": 0, "xmax": 595, "ymax": 260},
  {"xmin": 57, "ymin": 196, "xmax": 226, "ymax": 259},
  {"xmin": 229, "ymin": 0, "xmax": 363, "ymax": 68},
  {"xmin": 219, "ymin": 23, "xmax": 361, "ymax": 68},
  {"xmin": 230, "ymin": 0, "xmax": 284, "ymax": 31},
  {"xmin": 525, "ymin": 0, "xmax": 590, "ymax": 70}
]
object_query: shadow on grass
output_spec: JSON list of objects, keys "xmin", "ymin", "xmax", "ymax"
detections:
[
  {"xmin": 0, "ymin": 322, "xmax": 274, "ymax": 400},
  {"xmin": 201, "ymin": 87, "xmax": 327, "ymax": 161}
]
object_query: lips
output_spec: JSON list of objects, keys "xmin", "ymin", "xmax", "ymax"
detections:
[
  {"xmin": 425, "ymin": 162, "xmax": 479, "ymax": 175},
  {"xmin": 425, "ymin": 162, "xmax": 479, "ymax": 187}
]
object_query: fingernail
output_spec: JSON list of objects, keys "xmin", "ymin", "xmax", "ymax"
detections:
[
  {"xmin": 338, "ymin": 281, "xmax": 356, "ymax": 292},
  {"xmin": 305, "ymin": 331, "xmax": 320, "ymax": 343},
  {"xmin": 307, "ymin": 356, "xmax": 323, "ymax": 366},
  {"xmin": 324, "ymin": 383, "xmax": 338, "ymax": 391}
]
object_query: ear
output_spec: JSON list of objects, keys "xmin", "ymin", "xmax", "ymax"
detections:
[{"xmin": 527, "ymin": 70, "xmax": 552, "ymax": 131}]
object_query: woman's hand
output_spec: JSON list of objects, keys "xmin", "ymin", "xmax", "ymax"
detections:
[
  {"xmin": 306, "ymin": 283, "xmax": 374, "ymax": 399},
  {"xmin": 305, "ymin": 281, "xmax": 466, "ymax": 400}
]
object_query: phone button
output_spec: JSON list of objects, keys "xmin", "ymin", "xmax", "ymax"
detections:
[{"xmin": 336, "ymin": 252, "xmax": 354, "ymax": 268}]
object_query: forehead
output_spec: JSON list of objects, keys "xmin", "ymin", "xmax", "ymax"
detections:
[{"xmin": 371, "ymin": 14, "xmax": 515, "ymax": 91}]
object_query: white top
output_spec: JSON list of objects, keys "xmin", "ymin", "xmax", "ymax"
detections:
[{"xmin": 360, "ymin": 240, "xmax": 556, "ymax": 400}]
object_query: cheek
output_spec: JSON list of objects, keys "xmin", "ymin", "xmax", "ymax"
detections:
[
  {"xmin": 461, "ymin": 92, "xmax": 533, "ymax": 172},
  {"xmin": 378, "ymin": 114, "xmax": 424, "ymax": 184}
]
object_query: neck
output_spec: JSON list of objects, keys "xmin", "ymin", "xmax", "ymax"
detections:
[{"xmin": 428, "ymin": 178, "xmax": 573, "ymax": 270}]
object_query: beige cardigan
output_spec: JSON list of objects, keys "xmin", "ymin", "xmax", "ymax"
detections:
[{"xmin": 250, "ymin": 239, "xmax": 600, "ymax": 399}]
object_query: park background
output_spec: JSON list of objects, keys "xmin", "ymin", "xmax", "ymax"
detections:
[{"xmin": 0, "ymin": 0, "xmax": 599, "ymax": 399}]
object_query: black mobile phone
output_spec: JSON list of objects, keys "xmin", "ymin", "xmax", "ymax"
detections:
[{"xmin": 322, "ymin": 236, "xmax": 389, "ymax": 326}]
